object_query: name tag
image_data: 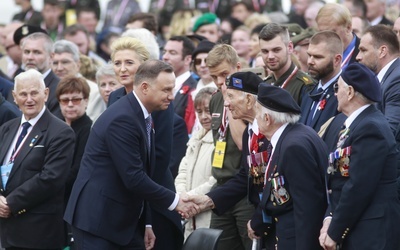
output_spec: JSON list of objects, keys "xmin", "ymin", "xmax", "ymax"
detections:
[
  {"xmin": 212, "ymin": 141, "xmax": 226, "ymax": 168},
  {"xmin": 1, "ymin": 162, "xmax": 14, "ymax": 189}
]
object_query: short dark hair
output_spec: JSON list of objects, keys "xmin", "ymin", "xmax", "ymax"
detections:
[
  {"xmin": 169, "ymin": 36, "xmax": 195, "ymax": 58},
  {"xmin": 127, "ymin": 13, "xmax": 158, "ymax": 34},
  {"xmin": 231, "ymin": 0, "xmax": 255, "ymax": 12},
  {"xmin": 134, "ymin": 60, "xmax": 174, "ymax": 86},
  {"xmin": 251, "ymin": 23, "xmax": 267, "ymax": 36},
  {"xmin": 310, "ymin": 31, "xmax": 343, "ymax": 55},
  {"xmin": 62, "ymin": 24, "xmax": 90, "ymax": 39},
  {"xmin": 76, "ymin": 7, "xmax": 98, "ymax": 20},
  {"xmin": 259, "ymin": 23, "xmax": 290, "ymax": 45},
  {"xmin": 365, "ymin": 25, "xmax": 400, "ymax": 54},
  {"xmin": 56, "ymin": 76, "xmax": 90, "ymax": 100},
  {"xmin": 194, "ymin": 87, "xmax": 216, "ymax": 108}
]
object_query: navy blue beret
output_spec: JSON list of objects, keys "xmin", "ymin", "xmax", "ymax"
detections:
[
  {"xmin": 341, "ymin": 62, "xmax": 381, "ymax": 102},
  {"xmin": 226, "ymin": 71, "xmax": 263, "ymax": 95},
  {"xmin": 257, "ymin": 83, "xmax": 301, "ymax": 114}
]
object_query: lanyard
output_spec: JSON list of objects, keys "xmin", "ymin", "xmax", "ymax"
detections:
[
  {"xmin": 341, "ymin": 47, "xmax": 354, "ymax": 69},
  {"xmin": 218, "ymin": 107, "xmax": 229, "ymax": 140}
]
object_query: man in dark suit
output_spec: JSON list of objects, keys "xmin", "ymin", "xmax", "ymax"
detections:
[
  {"xmin": 316, "ymin": 3, "xmax": 360, "ymax": 70},
  {"xmin": 64, "ymin": 60, "xmax": 197, "ymax": 249},
  {"xmin": 0, "ymin": 69, "xmax": 75, "ymax": 249},
  {"xmin": 20, "ymin": 31, "xmax": 62, "ymax": 118},
  {"xmin": 364, "ymin": 0, "xmax": 393, "ymax": 26},
  {"xmin": 320, "ymin": 63, "xmax": 400, "ymax": 249},
  {"xmin": 300, "ymin": 31, "xmax": 342, "ymax": 132},
  {"xmin": 356, "ymin": 25, "xmax": 400, "ymax": 134},
  {"xmin": 162, "ymin": 36, "xmax": 197, "ymax": 134}
]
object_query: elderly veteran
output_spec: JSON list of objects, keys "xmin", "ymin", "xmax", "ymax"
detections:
[
  {"xmin": 319, "ymin": 63, "xmax": 400, "ymax": 250},
  {"xmin": 247, "ymin": 83, "xmax": 328, "ymax": 250},
  {"xmin": 292, "ymin": 27, "xmax": 316, "ymax": 72}
]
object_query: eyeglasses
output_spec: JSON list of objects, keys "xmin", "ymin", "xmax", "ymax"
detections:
[
  {"xmin": 193, "ymin": 58, "xmax": 206, "ymax": 66},
  {"xmin": 333, "ymin": 83, "xmax": 339, "ymax": 93},
  {"xmin": 59, "ymin": 98, "xmax": 83, "ymax": 105}
]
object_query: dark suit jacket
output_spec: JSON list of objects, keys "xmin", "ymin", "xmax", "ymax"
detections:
[
  {"xmin": 173, "ymin": 75, "xmax": 197, "ymax": 133},
  {"xmin": 0, "ymin": 93, "xmax": 20, "ymax": 127},
  {"xmin": 169, "ymin": 114, "xmax": 189, "ymax": 179},
  {"xmin": 325, "ymin": 105, "xmax": 400, "ymax": 248},
  {"xmin": 0, "ymin": 109, "xmax": 75, "ymax": 248},
  {"xmin": 0, "ymin": 76, "xmax": 13, "ymax": 102},
  {"xmin": 379, "ymin": 16, "xmax": 394, "ymax": 26},
  {"xmin": 377, "ymin": 58, "xmax": 400, "ymax": 134},
  {"xmin": 299, "ymin": 79, "xmax": 339, "ymax": 132},
  {"xmin": 64, "ymin": 92, "xmax": 177, "ymax": 246},
  {"xmin": 348, "ymin": 35, "xmax": 360, "ymax": 66},
  {"xmin": 44, "ymin": 70, "xmax": 62, "ymax": 119},
  {"xmin": 251, "ymin": 123, "xmax": 327, "ymax": 250}
]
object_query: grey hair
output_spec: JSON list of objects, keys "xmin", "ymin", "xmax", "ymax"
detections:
[
  {"xmin": 21, "ymin": 32, "xmax": 53, "ymax": 55},
  {"xmin": 53, "ymin": 40, "xmax": 80, "ymax": 62},
  {"xmin": 14, "ymin": 69, "xmax": 45, "ymax": 91},
  {"xmin": 122, "ymin": 28, "xmax": 160, "ymax": 60},
  {"xmin": 95, "ymin": 63, "xmax": 116, "ymax": 83},
  {"xmin": 261, "ymin": 105, "xmax": 300, "ymax": 124}
]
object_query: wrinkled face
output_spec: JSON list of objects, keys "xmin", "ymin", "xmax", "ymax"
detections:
[
  {"xmin": 231, "ymin": 30, "xmax": 251, "ymax": 58},
  {"xmin": 307, "ymin": 42, "xmax": 335, "ymax": 81},
  {"xmin": 209, "ymin": 61, "xmax": 239, "ymax": 90},
  {"xmin": 13, "ymin": 79, "xmax": 48, "ymax": 120},
  {"xmin": 59, "ymin": 91, "xmax": 88, "ymax": 123},
  {"xmin": 97, "ymin": 74, "xmax": 122, "ymax": 104},
  {"xmin": 356, "ymin": 33, "xmax": 379, "ymax": 74},
  {"xmin": 22, "ymin": 38, "xmax": 51, "ymax": 73},
  {"xmin": 162, "ymin": 40, "xmax": 188, "ymax": 76},
  {"xmin": 224, "ymin": 88, "xmax": 247, "ymax": 120},
  {"xmin": 335, "ymin": 77, "xmax": 350, "ymax": 114},
  {"xmin": 65, "ymin": 31, "xmax": 90, "ymax": 55},
  {"xmin": 249, "ymin": 33, "xmax": 260, "ymax": 58},
  {"xmin": 52, "ymin": 52, "xmax": 80, "ymax": 78},
  {"xmin": 196, "ymin": 23, "xmax": 219, "ymax": 43},
  {"xmin": 144, "ymin": 71, "xmax": 175, "ymax": 112},
  {"xmin": 194, "ymin": 53, "xmax": 211, "ymax": 81},
  {"xmin": 113, "ymin": 49, "xmax": 142, "ymax": 87},
  {"xmin": 196, "ymin": 97, "xmax": 212, "ymax": 130},
  {"xmin": 77, "ymin": 11, "xmax": 98, "ymax": 34},
  {"xmin": 259, "ymin": 36, "xmax": 291, "ymax": 72}
]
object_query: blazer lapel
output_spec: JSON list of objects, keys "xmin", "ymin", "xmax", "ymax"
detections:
[{"xmin": 0, "ymin": 121, "xmax": 19, "ymax": 164}]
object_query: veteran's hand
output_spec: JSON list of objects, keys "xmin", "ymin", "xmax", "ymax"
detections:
[
  {"xmin": 319, "ymin": 217, "xmax": 331, "ymax": 249},
  {"xmin": 175, "ymin": 195, "xmax": 200, "ymax": 219},
  {"xmin": 247, "ymin": 220, "xmax": 260, "ymax": 240},
  {"xmin": 323, "ymin": 235, "xmax": 337, "ymax": 250},
  {"xmin": 0, "ymin": 196, "xmax": 10, "ymax": 218},
  {"xmin": 183, "ymin": 194, "xmax": 214, "ymax": 214}
]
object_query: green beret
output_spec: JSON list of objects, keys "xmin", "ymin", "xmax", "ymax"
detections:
[
  {"xmin": 193, "ymin": 13, "xmax": 219, "ymax": 33},
  {"xmin": 292, "ymin": 27, "xmax": 316, "ymax": 46},
  {"xmin": 283, "ymin": 23, "xmax": 303, "ymax": 38}
]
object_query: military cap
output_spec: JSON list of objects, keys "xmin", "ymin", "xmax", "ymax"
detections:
[
  {"xmin": 340, "ymin": 63, "xmax": 381, "ymax": 102},
  {"xmin": 283, "ymin": 23, "xmax": 303, "ymax": 37},
  {"xmin": 257, "ymin": 83, "xmax": 301, "ymax": 114},
  {"xmin": 226, "ymin": 72, "xmax": 262, "ymax": 95},
  {"xmin": 13, "ymin": 24, "xmax": 48, "ymax": 45},
  {"xmin": 292, "ymin": 27, "xmax": 316, "ymax": 47},
  {"xmin": 192, "ymin": 40, "xmax": 215, "ymax": 60},
  {"xmin": 193, "ymin": 13, "xmax": 219, "ymax": 33}
]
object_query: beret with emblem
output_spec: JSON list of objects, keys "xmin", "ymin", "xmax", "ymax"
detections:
[
  {"xmin": 13, "ymin": 24, "xmax": 48, "ymax": 45},
  {"xmin": 340, "ymin": 62, "xmax": 381, "ymax": 102},
  {"xmin": 292, "ymin": 27, "xmax": 316, "ymax": 47},
  {"xmin": 283, "ymin": 23, "xmax": 303, "ymax": 38},
  {"xmin": 257, "ymin": 83, "xmax": 301, "ymax": 114},
  {"xmin": 226, "ymin": 71, "xmax": 263, "ymax": 95}
]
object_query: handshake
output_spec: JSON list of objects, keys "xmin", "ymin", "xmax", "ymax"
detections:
[{"xmin": 175, "ymin": 194, "xmax": 215, "ymax": 219}]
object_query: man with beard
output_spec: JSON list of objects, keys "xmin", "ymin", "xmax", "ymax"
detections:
[
  {"xmin": 260, "ymin": 23, "xmax": 314, "ymax": 106},
  {"xmin": 299, "ymin": 31, "xmax": 343, "ymax": 132}
]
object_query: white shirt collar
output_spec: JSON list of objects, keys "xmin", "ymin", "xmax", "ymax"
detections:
[
  {"xmin": 377, "ymin": 58, "xmax": 397, "ymax": 83},
  {"xmin": 21, "ymin": 105, "xmax": 46, "ymax": 125},
  {"xmin": 174, "ymin": 71, "xmax": 191, "ymax": 96},
  {"xmin": 369, "ymin": 16, "xmax": 383, "ymax": 26},
  {"xmin": 132, "ymin": 90, "xmax": 150, "ymax": 119},
  {"xmin": 318, "ymin": 70, "xmax": 342, "ymax": 91},
  {"xmin": 42, "ymin": 68, "xmax": 51, "ymax": 79},
  {"xmin": 270, "ymin": 123, "xmax": 289, "ymax": 155},
  {"xmin": 345, "ymin": 104, "xmax": 371, "ymax": 128}
]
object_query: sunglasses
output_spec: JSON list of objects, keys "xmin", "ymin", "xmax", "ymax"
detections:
[
  {"xmin": 333, "ymin": 83, "xmax": 339, "ymax": 93},
  {"xmin": 193, "ymin": 58, "xmax": 206, "ymax": 66},
  {"xmin": 59, "ymin": 98, "xmax": 83, "ymax": 105}
]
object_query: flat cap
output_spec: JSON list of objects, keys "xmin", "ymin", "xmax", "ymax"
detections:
[
  {"xmin": 292, "ymin": 27, "xmax": 316, "ymax": 46},
  {"xmin": 257, "ymin": 83, "xmax": 301, "ymax": 114},
  {"xmin": 283, "ymin": 23, "xmax": 303, "ymax": 37},
  {"xmin": 13, "ymin": 24, "xmax": 48, "ymax": 45},
  {"xmin": 226, "ymin": 72, "xmax": 263, "ymax": 95},
  {"xmin": 340, "ymin": 63, "xmax": 381, "ymax": 102},
  {"xmin": 193, "ymin": 13, "xmax": 219, "ymax": 33}
]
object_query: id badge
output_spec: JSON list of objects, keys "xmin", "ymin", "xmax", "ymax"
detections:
[
  {"xmin": 212, "ymin": 140, "xmax": 226, "ymax": 168},
  {"xmin": 1, "ymin": 162, "xmax": 14, "ymax": 189}
]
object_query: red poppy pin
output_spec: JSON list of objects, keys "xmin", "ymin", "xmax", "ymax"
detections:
[
  {"xmin": 318, "ymin": 99, "xmax": 327, "ymax": 111},
  {"xmin": 179, "ymin": 85, "xmax": 190, "ymax": 95}
]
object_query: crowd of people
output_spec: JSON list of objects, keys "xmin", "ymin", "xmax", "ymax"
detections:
[{"xmin": 0, "ymin": 0, "xmax": 399, "ymax": 250}]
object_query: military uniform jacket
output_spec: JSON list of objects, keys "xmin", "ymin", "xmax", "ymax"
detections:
[
  {"xmin": 326, "ymin": 105, "xmax": 400, "ymax": 249},
  {"xmin": 264, "ymin": 63, "xmax": 315, "ymax": 106},
  {"xmin": 251, "ymin": 123, "xmax": 328, "ymax": 250}
]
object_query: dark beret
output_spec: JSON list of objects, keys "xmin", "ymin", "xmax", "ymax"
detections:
[
  {"xmin": 257, "ymin": 83, "xmax": 301, "ymax": 114},
  {"xmin": 340, "ymin": 63, "xmax": 381, "ymax": 102},
  {"xmin": 192, "ymin": 40, "xmax": 215, "ymax": 59},
  {"xmin": 13, "ymin": 25, "xmax": 48, "ymax": 45},
  {"xmin": 226, "ymin": 71, "xmax": 263, "ymax": 95},
  {"xmin": 193, "ymin": 13, "xmax": 219, "ymax": 33},
  {"xmin": 292, "ymin": 27, "xmax": 316, "ymax": 46}
]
